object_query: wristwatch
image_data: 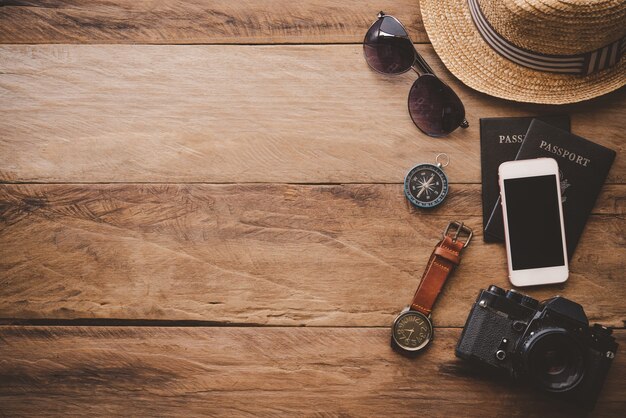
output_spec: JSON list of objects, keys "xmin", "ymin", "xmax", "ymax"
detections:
[{"xmin": 391, "ymin": 221, "xmax": 473, "ymax": 355}]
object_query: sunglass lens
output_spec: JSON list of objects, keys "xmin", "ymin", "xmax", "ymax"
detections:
[
  {"xmin": 408, "ymin": 74, "xmax": 466, "ymax": 137},
  {"xmin": 363, "ymin": 16, "xmax": 415, "ymax": 74}
]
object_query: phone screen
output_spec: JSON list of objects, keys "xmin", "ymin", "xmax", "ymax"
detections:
[{"xmin": 504, "ymin": 174, "xmax": 565, "ymax": 270}]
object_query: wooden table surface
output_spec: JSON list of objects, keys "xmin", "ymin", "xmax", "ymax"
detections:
[{"xmin": 1, "ymin": 1, "xmax": 624, "ymax": 416}]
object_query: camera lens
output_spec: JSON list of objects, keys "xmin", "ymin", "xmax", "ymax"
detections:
[{"xmin": 523, "ymin": 329, "xmax": 585, "ymax": 392}]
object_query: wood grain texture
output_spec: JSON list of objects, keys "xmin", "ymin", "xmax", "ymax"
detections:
[
  {"xmin": 0, "ymin": 326, "xmax": 624, "ymax": 417},
  {"xmin": 2, "ymin": 184, "xmax": 624, "ymax": 327},
  {"xmin": 2, "ymin": 3, "xmax": 625, "ymax": 415},
  {"xmin": 0, "ymin": 0, "xmax": 425, "ymax": 44},
  {"xmin": 1, "ymin": 44, "xmax": 624, "ymax": 184}
]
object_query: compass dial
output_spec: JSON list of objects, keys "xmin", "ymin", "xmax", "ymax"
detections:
[
  {"xmin": 404, "ymin": 163, "xmax": 449, "ymax": 208},
  {"xmin": 392, "ymin": 310, "xmax": 433, "ymax": 352}
]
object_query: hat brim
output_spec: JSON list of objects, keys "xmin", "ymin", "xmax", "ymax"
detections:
[{"xmin": 420, "ymin": 0, "xmax": 626, "ymax": 104}]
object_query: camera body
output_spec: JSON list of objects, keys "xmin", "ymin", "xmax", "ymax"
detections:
[{"xmin": 456, "ymin": 285, "xmax": 618, "ymax": 409}]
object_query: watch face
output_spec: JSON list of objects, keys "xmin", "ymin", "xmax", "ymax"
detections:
[
  {"xmin": 392, "ymin": 310, "xmax": 433, "ymax": 352},
  {"xmin": 404, "ymin": 163, "xmax": 449, "ymax": 208}
]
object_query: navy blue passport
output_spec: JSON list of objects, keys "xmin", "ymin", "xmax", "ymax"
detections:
[
  {"xmin": 480, "ymin": 115, "xmax": 571, "ymax": 242},
  {"xmin": 484, "ymin": 119, "xmax": 616, "ymax": 258}
]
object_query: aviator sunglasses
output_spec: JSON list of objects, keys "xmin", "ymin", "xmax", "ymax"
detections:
[{"xmin": 363, "ymin": 12, "xmax": 469, "ymax": 137}]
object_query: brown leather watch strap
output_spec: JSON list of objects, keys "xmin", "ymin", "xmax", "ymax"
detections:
[{"xmin": 410, "ymin": 222, "xmax": 472, "ymax": 316}]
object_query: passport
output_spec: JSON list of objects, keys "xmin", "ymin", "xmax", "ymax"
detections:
[
  {"xmin": 484, "ymin": 119, "xmax": 616, "ymax": 258},
  {"xmin": 480, "ymin": 115, "xmax": 571, "ymax": 242}
]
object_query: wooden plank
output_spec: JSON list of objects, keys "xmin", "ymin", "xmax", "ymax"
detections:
[
  {"xmin": 1, "ymin": 44, "xmax": 624, "ymax": 184},
  {"xmin": 0, "ymin": 326, "xmax": 623, "ymax": 416},
  {"xmin": 0, "ymin": 0, "xmax": 425, "ymax": 44},
  {"xmin": 1, "ymin": 184, "xmax": 624, "ymax": 327}
]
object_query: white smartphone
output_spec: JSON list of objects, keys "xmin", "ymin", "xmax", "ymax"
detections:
[{"xmin": 498, "ymin": 158, "xmax": 568, "ymax": 287}]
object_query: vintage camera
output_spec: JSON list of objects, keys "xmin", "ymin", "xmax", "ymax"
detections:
[{"xmin": 456, "ymin": 285, "xmax": 618, "ymax": 409}]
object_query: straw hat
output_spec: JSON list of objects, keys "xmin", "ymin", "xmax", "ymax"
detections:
[{"xmin": 420, "ymin": 0, "xmax": 626, "ymax": 104}]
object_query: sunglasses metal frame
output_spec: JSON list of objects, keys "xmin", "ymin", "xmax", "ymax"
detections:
[{"xmin": 364, "ymin": 12, "xmax": 469, "ymax": 132}]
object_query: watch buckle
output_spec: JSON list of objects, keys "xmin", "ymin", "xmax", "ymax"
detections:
[{"xmin": 443, "ymin": 221, "xmax": 473, "ymax": 248}]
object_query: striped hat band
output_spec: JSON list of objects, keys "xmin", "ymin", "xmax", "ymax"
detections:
[{"xmin": 468, "ymin": 0, "xmax": 625, "ymax": 75}]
